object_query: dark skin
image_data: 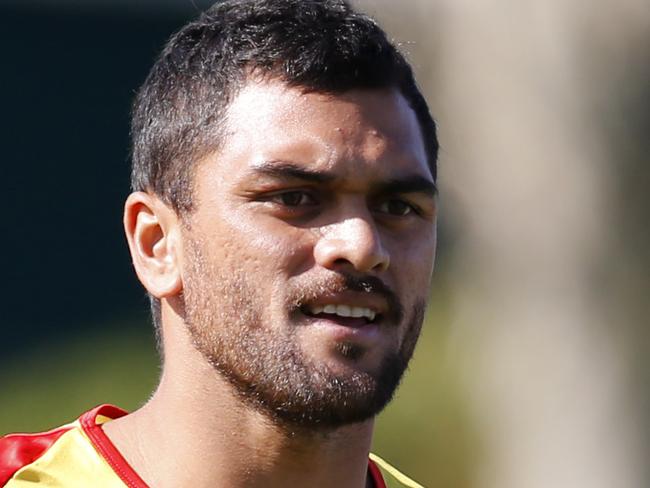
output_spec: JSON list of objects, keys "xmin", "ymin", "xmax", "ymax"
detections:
[{"xmin": 110, "ymin": 79, "xmax": 436, "ymax": 488}]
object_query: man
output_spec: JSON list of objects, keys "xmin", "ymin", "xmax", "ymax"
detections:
[{"xmin": 0, "ymin": 0, "xmax": 438, "ymax": 486}]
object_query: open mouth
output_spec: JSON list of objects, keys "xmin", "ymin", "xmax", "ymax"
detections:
[{"xmin": 300, "ymin": 304, "xmax": 381, "ymax": 327}]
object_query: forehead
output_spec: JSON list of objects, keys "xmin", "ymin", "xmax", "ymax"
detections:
[{"xmin": 202, "ymin": 78, "xmax": 431, "ymax": 184}]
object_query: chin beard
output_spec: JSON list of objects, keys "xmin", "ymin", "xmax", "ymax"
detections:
[
  {"xmin": 186, "ymin": 297, "xmax": 426, "ymax": 430},
  {"xmin": 182, "ymin": 240, "xmax": 426, "ymax": 430}
]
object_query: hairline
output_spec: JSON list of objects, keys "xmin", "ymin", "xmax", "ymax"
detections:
[{"xmin": 154, "ymin": 77, "xmax": 435, "ymax": 214}]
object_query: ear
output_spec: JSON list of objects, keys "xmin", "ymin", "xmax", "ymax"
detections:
[{"xmin": 123, "ymin": 192, "xmax": 182, "ymax": 299}]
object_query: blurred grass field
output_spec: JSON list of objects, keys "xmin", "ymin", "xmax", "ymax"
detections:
[{"xmin": 0, "ymin": 287, "xmax": 476, "ymax": 488}]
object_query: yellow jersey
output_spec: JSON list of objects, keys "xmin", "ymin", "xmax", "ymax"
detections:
[{"xmin": 1, "ymin": 405, "xmax": 423, "ymax": 487}]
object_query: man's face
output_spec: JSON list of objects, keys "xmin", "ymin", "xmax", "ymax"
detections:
[{"xmin": 179, "ymin": 79, "xmax": 437, "ymax": 429}]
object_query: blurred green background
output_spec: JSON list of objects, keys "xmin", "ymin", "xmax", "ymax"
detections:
[{"xmin": 1, "ymin": 1, "xmax": 648, "ymax": 487}]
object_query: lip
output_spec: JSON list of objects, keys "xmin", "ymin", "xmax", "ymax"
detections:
[
  {"xmin": 298, "ymin": 310, "xmax": 384, "ymax": 345},
  {"xmin": 301, "ymin": 290, "xmax": 389, "ymax": 318}
]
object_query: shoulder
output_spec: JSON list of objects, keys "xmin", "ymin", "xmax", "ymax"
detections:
[
  {"xmin": 0, "ymin": 422, "xmax": 77, "ymax": 486},
  {"xmin": 0, "ymin": 405, "xmax": 130, "ymax": 487},
  {"xmin": 369, "ymin": 452, "xmax": 426, "ymax": 488}
]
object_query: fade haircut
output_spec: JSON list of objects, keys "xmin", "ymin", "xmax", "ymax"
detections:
[{"xmin": 130, "ymin": 0, "xmax": 439, "ymax": 337}]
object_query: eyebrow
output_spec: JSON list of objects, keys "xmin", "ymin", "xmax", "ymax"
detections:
[
  {"xmin": 373, "ymin": 176, "xmax": 438, "ymax": 197},
  {"xmin": 249, "ymin": 161, "xmax": 337, "ymax": 183},
  {"xmin": 249, "ymin": 160, "xmax": 437, "ymax": 196}
]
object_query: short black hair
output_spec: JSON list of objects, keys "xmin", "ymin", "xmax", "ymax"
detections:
[
  {"xmin": 130, "ymin": 0, "xmax": 439, "ymax": 337},
  {"xmin": 131, "ymin": 0, "xmax": 438, "ymax": 212}
]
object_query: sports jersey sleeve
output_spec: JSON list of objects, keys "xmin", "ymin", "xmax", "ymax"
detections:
[
  {"xmin": 0, "ymin": 406, "xmax": 134, "ymax": 488},
  {"xmin": 0, "ymin": 426, "xmax": 74, "ymax": 486}
]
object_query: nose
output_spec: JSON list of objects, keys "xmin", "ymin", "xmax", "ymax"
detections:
[{"xmin": 313, "ymin": 217, "xmax": 390, "ymax": 273}]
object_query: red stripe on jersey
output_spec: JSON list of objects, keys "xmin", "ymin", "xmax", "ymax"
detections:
[
  {"xmin": 80, "ymin": 404, "xmax": 150, "ymax": 488},
  {"xmin": 368, "ymin": 458, "xmax": 387, "ymax": 488},
  {"xmin": 0, "ymin": 425, "xmax": 74, "ymax": 485}
]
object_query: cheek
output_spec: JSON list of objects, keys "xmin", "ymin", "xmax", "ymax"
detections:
[
  {"xmin": 216, "ymin": 211, "xmax": 317, "ymax": 277},
  {"xmin": 385, "ymin": 232, "xmax": 436, "ymax": 306},
  {"xmin": 388, "ymin": 229, "xmax": 436, "ymax": 274}
]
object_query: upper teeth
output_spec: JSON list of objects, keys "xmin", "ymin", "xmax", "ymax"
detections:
[{"xmin": 309, "ymin": 304, "xmax": 376, "ymax": 321}]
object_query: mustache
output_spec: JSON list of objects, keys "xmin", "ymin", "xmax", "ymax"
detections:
[{"xmin": 290, "ymin": 273, "xmax": 404, "ymax": 324}]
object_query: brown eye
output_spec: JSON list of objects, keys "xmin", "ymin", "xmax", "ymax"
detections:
[
  {"xmin": 379, "ymin": 199, "xmax": 413, "ymax": 216},
  {"xmin": 273, "ymin": 191, "xmax": 316, "ymax": 206}
]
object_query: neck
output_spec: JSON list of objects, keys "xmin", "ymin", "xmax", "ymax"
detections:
[{"xmin": 103, "ymin": 317, "xmax": 376, "ymax": 488}]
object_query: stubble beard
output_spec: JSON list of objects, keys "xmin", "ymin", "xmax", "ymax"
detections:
[{"xmin": 182, "ymin": 238, "xmax": 426, "ymax": 431}]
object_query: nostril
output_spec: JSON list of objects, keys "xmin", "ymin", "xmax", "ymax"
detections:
[{"xmin": 313, "ymin": 229, "xmax": 389, "ymax": 273}]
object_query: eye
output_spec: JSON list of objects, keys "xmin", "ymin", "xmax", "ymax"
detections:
[
  {"xmin": 377, "ymin": 198, "xmax": 415, "ymax": 216},
  {"xmin": 271, "ymin": 191, "xmax": 317, "ymax": 207}
]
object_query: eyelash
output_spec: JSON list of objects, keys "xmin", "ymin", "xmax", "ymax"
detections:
[
  {"xmin": 268, "ymin": 190, "xmax": 318, "ymax": 207},
  {"xmin": 376, "ymin": 198, "xmax": 420, "ymax": 217},
  {"xmin": 264, "ymin": 191, "xmax": 422, "ymax": 218}
]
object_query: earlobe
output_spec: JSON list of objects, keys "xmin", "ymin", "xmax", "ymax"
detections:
[{"xmin": 123, "ymin": 192, "xmax": 182, "ymax": 299}]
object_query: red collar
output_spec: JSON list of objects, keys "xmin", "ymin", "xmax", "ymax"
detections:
[
  {"xmin": 81, "ymin": 404, "xmax": 386, "ymax": 488},
  {"xmin": 80, "ymin": 404, "xmax": 148, "ymax": 488}
]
